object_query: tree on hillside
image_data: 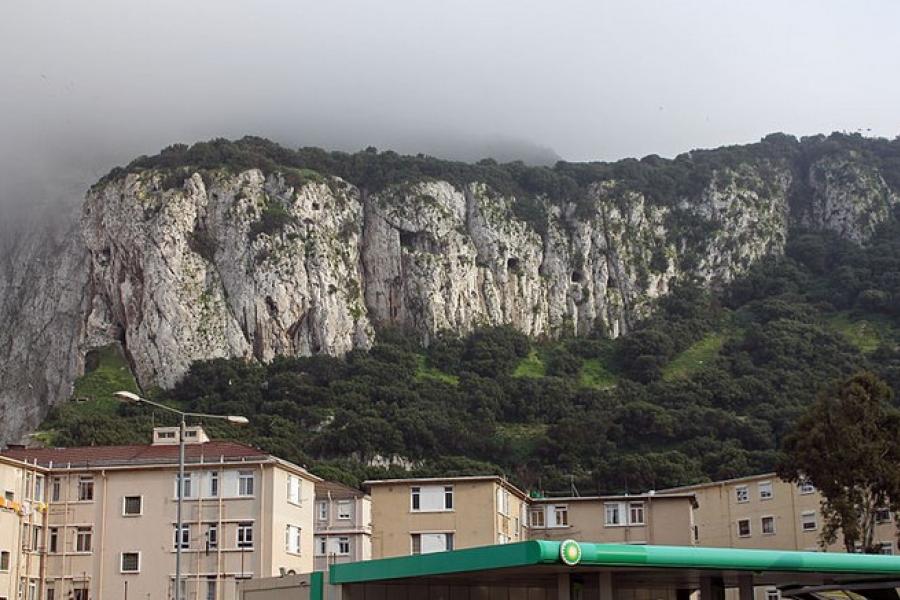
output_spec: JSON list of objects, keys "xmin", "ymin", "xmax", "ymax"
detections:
[{"xmin": 777, "ymin": 371, "xmax": 900, "ymax": 553}]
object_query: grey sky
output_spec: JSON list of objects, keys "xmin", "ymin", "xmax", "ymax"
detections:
[{"xmin": 2, "ymin": 0, "xmax": 899, "ymax": 219}]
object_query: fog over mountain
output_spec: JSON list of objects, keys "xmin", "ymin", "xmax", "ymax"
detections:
[{"xmin": 2, "ymin": 0, "xmax": 899, "ymax": 228}]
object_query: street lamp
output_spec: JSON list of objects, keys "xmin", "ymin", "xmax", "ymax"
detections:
[{"xmin": 114, "ymin": 391, "xmax": 248, "ymax": 600}]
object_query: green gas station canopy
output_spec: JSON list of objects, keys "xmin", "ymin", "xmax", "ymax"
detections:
[{"xmin": 330, "ymin": 541, "xmax": 900, "ymax": 585}]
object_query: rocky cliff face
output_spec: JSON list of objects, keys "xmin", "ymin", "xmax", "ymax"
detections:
[{"xmin": 0, "ymin": 142, "xmax": 897, "ymax": 442}]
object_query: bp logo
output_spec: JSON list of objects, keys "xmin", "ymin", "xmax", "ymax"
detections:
[{"xmin": 560, "ymin": 539, "xmax": 582, "ymax": 566}]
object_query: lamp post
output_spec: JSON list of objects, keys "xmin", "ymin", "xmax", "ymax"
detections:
[{"xmin": 114, "ymin": 391, "xmax": 248, "ymax": 600}]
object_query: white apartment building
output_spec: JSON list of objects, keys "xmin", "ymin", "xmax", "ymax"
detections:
[{"xmin": 0, "ymin": 426, "xmax": 320, "ymax": 600}]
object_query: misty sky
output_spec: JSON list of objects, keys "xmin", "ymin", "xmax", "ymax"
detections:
[{"xmin": 2, "ymin": 0, "xmax": 900, "ymax": 218}]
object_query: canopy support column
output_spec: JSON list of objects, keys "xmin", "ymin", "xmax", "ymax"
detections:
[
  {"xmin": 558, "ymin": 573, "xmax": 571, "ymax": 600},
  {"xmin": 738, "ymin": 574, "xmax": 755, "ymax": 600},
  {"xmin": 598, "ymin": 571, "xmax": 614, "ymax": 600},
  {"xmin": 700, "ymin": 576, "xmax": 725, "ymax": 600}
]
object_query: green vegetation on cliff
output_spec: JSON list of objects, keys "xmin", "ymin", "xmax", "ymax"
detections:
[{"xmin": 40, "ymin": 212, "xmax": 900, "ymax": 494}]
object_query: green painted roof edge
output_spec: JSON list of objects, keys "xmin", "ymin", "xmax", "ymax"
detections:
[
  {"xmin": 331, "ymin": 541, "xmax": 900, "ymax": 585},
  {"xmin": 581, "ymin": 544, "xmax": 900, "ymax": 575},
  {"xmin": 330, "ymin": 540, "xmax": 557, "ymax": 584}
]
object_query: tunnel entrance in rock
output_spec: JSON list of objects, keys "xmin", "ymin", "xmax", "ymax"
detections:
[{"xmin": 507, "ymin": 257, "xmax": 521, "ymax": 272}]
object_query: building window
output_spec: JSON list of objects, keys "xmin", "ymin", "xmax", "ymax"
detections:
[
  {"xmin": 605, "ymin": 503, "xmax": 622, "ymax": 526},
  {"xmin": 46, "ymin": 588, "xmax": 55, "ymax": 600},
  {"xmin": 553, "ymin": 505, "xmax": 569, "ymax": 527},
  {"xmin": 28, "ymin": 581, "xmax": 36, "ymax": 600},
  {"xmin": 34, "ymin": 476, "xmax": 44, "ymax": 502},
  {"xmin": 206, "ymin": 579, "xmax": 217, "ymax": 600},
  {"xmin": 875, "ymin": 508, "xmax": 892, "ymax": 524},
  {"xmin": 123, "ymin": 496, "xmax": 142, "ymax": 516},
  {"xmin": 693, "ymin": 525, "xmax": 699, "ymax": 543},
  {"xmin": 73, "ymin": 588, "xmax": 89, "ymax": 600},
  {"xmin": 629, "ymin": 502, "xmax": 645, "ymax": 525},
  {"xmin": 76, "ymin": 527, "xmax": 92, "ymax": 552},
  {"xmin": 529, "ymin": 508, "xmax": 545, "ymax": 528},
  {"xmin": 0, "ymin": 550, "xmax": 9, "ymax": 571},
  {"xmin": 175, "ymin": 473, "xmax": 193, "ymax": 499},
  {"xmin": 49, "ymin": 528, "xmax": 58, "ymax": 553},
  {"xmin": 51, "ymin": 478, "xmax": 61, "ymax": 502},
  {"xmin": 497, "ymin": 488, "xmax": 510, "ymax": 516},
  {"xmin": 338, "ymin": 537, "xmax": 350, "ymax": 555},
  {"xmin": 735, "ymin": 485, "xmax": 749, "ymax": 503},
  {"xmin": 238, "ymin": 471, "xmax": 254, "ymax": 496},
  {"xmin": 209, "ymin": 471, "xmax": 219, "ymax": 497},
  {"xmin": 287, "ymin": 475, "xmax": 301, "ymax": 504},
  {"xmin": 285, "ymin": 525, "xmax": 302, "ymax": 554},
  {"xmin": 766, "ymin": 589, "xmax": 780, "ymax": 600},
  {"xmin": 206, "ymin": 524, "xmax": 218, "ymax": 550},
  {"xmin": 761, "ymin": 516, "xmax": 776, "ymax": 535},
  {"xmin": 799, "ymin": 480, "xmax": 815, "ymax": 495},
  {"xmin": 120, "ymin": 552, "xmax": 140, "ymax": 573},
  {"xmin": 32, "ymin": 525, "xmax": 42, "ymax": 551},
  {"xmin": 411, "ymin": 532, "xmax": 453, "ymax": 555},
  {"xmin": 22, "ymin": 524, "xmax": 31, "ymax": 550},
  {"xmin": 237, "ymin": 523, "xmax": 253, "ymax": 549},
  {"xmin": 4, "ymin": 490, "xmax": 13, "ymax": 502},
  {"xmin": 174, "ymin": 525, "xmax": 189, "ymax": 549},
  {"xmin": 317, "ymin": 501, "xmax": 328, "ymax": 521},
  {"xmin": 879, "ymin": 542, "xmax": 894, "ymax": 555},
  {"xmin": 410, "ymin": 485, "xmax": 453, "ymax": 511},
  {"xmin": 737, "ymin": 518, "xmax": 751, "ymax": 537},
  {"xmin": 800, "ymin": 511, "xmax": 817, "ymax": 532},
  {"xmin": 337, "ymin": 500, "xmax": 352, "ymax": 520},
  {"xmin": 759, "ymin": 482, "xmax": 774, "ymax": 500},
  {"xmin": 77, "ymin": 476, "xmax": 94, "ymax": 501},
  {"xmin": 316, "ymin": 536, "xmax": 327, "ymax": 556}
]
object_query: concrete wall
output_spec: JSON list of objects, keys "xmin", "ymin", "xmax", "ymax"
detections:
[
  {"xmin": 239, "ymin": 573, "xmax": 321, "ymax": 600},
  {"xmin": 369, "ymin": 479, "xmax": 526, "ymax": 558},
  {"xmin": 528, "ymin": 496, "xmax": 695, "ymax": 546},
  {"xmin": 0, "ymin": 459, "xmax": 45, "ymax": 600},
  {"xmin": 680, "ymin": 474, "xmax": 897, "ymax": 552},
  {"xmin": 40, "ymin": 462, "xmax": 317, "ymax": 600}
]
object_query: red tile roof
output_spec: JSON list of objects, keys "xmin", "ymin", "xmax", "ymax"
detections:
[
  {"xmin": 1, "ymin": 441, "xmax": 269, "ymax": 469},
  {"xmin": 316, "ymin": 480, "xmax": 367, "ymax": 499}
]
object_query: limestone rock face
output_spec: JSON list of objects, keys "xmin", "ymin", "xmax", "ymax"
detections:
[
  {"xmin": 803, "ymin": 154, "xmax": 898, "ymax": 243},
  {"xmin": 0, "ymin": 151, "xmax": 897, "ymax": 443},
  {"xmin": 0, "ymin": 204, "xmax": 92, "ymax": 441}
]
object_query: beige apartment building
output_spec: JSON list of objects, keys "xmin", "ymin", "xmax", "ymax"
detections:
[
  {"xmin": 528, "ymin": 492, "xmax": 698, "ymax": 546},
  {"xmin": 0, "ymin": 455, "xmax": 47, "ymax": 600},
  {"xmin": 0, "ymin": 426, "xmax": 320, "ymax": 600},
  {"xmin": 660, "ymin": 473, "xmax": 898, "ymax": 554},
  {"xmin": 364, "ymin": 476, "xmax": 530, "ymax": 558},
  {"xmin": 313, "ymin": 481, "xmax": 372, "ymax": 572}
]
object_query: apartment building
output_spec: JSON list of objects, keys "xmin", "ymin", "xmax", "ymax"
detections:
[
  {"xmin": 528, "ymin": 492, "xmax": 698, "ymax": 546},
  {"xmin": 660, "ymin": 473, "xmax": 898, "ymax": 553},
  {"xmin": 0, "ymin": 426, "xmax": 320, "ymax": 600},
  {"xmin": 0, "ymin": 455, "xmax": 47, "ymax": 600},
  {"xmin": 313, "ymin": 481, "xmax": 371, "ymax": 572},
  {"xmin": 364, "ymin": 476, "xmax": 529, "ymax": 558}
]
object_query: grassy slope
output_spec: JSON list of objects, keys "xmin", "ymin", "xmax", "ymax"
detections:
[
  {"xmin": 579, "ymin": 358, "xmax": 617, "ymax": 389},
  {"xmin": 513, "ymin": 350, "xmax": 546, "ymax": 378},
  {"xmin": 824, "ymin": 312, "xmax": 893, "ymax": 353},
  {"xmin": 32, "ymin": 345, "xmax": 139, "ymax": 444},
  {"xmin": 414, "ymin": 355, "xmax": 459, "ymax": 385},
  {"xmin": 662, "ymin": 332, "xmax": 728, "ymax": 381}
]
